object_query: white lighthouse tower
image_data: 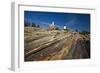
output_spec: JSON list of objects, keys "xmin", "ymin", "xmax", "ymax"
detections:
[
  {"xmin": 64, "ymin": 26, "xmax": 67, "ymax": 29},
  {"xmin": 52, "ymin": 21, "xmax": 54, "ymax": 26}
]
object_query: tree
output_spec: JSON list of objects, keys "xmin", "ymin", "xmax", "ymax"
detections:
[
  {"xmin": 24, "ymin": 20, "xmax": 30, "ymax": 27},
  {"xmin": 81, "ymin": 31, "xmax": 90, "ymax": 35},
  {"xmin": 75, "ymin": 29, "xmax": 78, "ymax": 32},
  {"xmin": 32, "ymin": 22, "xmax": 36, "ymax": 27},
  {"xmin": 55, "ymin": 27, "xmax": 60, "ymax": 30},
  {"xmin": 37, "ymin": 24, "xmax": 40, "ymax": 28}
]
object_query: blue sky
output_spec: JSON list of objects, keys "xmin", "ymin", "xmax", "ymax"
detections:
[{"xmin": 24, "ymin": 11, "xmax": 90, "ymax": 32}]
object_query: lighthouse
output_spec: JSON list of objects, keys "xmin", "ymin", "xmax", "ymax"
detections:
[
  {"xmin": 64, "ymin": 26, "xmax": 67, "ymax": 29},
  {"xmin": 52, "ymin": 21, "xmax": 54, "ymax": 26}
]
